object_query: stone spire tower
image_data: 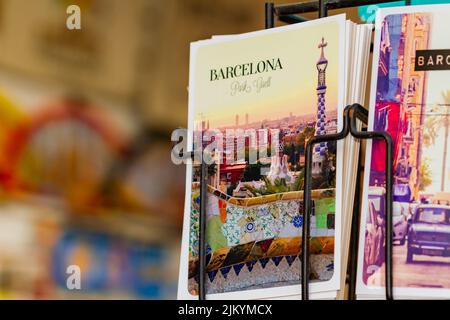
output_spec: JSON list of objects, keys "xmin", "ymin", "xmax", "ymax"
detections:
[{"xmin": 312, "ymin": 37, "xmax": 328, "ymax": 175}]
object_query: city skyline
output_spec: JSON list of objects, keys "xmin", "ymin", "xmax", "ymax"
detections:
[
  {"xmin": 196, "ymin": 108, "xmax": 338, "ymax": 131},
  {"xmin": 193, "ymin": 21, "xmax": 341, "ymax": 128}
]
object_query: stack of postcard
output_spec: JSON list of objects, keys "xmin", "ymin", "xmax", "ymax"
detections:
[
  {"xmin": 177, "ymin": 14, "xmax": 372, "ymax": 300},
  {"xmin": 357, "ymin": 4, "xmax": 450, "ymax": 300}
]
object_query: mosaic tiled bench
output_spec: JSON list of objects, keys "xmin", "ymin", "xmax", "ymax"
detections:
[{"xmin": 188, "ymin": 185, "xmax": 336, "ymax": 294}]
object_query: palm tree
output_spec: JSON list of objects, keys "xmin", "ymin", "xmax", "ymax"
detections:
[
  {"xmin": 442, "ymin": 92, "xmax": 450, "ymax": 191},
  {"xmin": 423, "ymin": 90, "xmax": 450, "ymax": 191}
]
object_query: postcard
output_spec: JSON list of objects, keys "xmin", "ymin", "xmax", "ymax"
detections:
[
  {"xmin": 178, "ymin": 15, "xmax": 346, "ymax": 300},
  {"xmin": 357, "ymin": 4, "xmax": 450, "ymax": 299}
]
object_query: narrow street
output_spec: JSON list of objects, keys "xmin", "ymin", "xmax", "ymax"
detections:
[{"xmin": 368, "ymin": 242, "xmax": 450, "ymax": 288}]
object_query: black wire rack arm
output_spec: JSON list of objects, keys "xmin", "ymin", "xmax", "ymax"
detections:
[
  {"xmin": 198, "ymin": 156, "xmax": 208, "ymax": 300},
  {"xmin": 266, "ymin": 0, "xmax": 411, "ymax": 28},
  {"xmin": 302, "ymin": 103, "xmax": 394, "ymax": 301},
  {"xmin": 196, "ymin": 0, "xmax": 401, "ymax": 301},
  {"xmin": 264, "ymin": 0, "xmax": 399, "ymax": 301},
  {"xmin": 181, "ymin": 149, "xmax": 207, "ymax": 300},
  {"xmin": 349, "ymin": 104, "xmax": 394, "ymax": 301},
  {"xmin": 301, "ymin": 105, "xmax": 351, "ymax": 300}
]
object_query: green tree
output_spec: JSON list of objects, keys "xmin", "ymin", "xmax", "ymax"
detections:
[
  {"xmin": 294, "ymin": 126, "xmax": 315, "ymax": 154},
  {"xmin": 419, "ymin": 157, "xmax": 433, "ymax": 191},
  {"xmin": 208, "ymin": 163, "xmax": 217, "ymax": 177},
  {"xmin": 247, "ymin": 177, "xmax": 290, "ymax": 196},
  {"xmin": 292, "ymin": 168, "xmax": 305, "ymax": 191},
  {"xmin": 193, "ymin": 163, "xmax": 216, "ymax": 178},
  {"xmin": 264, "ymin": 178, "xmax": 289, "ymax": 194},
  {"xmin": 242, "ymin": 162, "xmax": 267, "ymax": 182},
  {"xmin": 423, "ymin": 90, "xmax": 450, "ymax": 191},
  {"xmin": 226, "ymin": 183, "xmax": 237, "ymax": 196}
]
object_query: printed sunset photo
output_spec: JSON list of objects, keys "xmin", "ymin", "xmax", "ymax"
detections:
[{"xmin": 186, "ymin": 20, "xmax": 343, "ymax": 295}]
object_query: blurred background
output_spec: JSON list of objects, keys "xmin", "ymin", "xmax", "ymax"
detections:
[{"xmin": 0, "ymin": 0, "xmax": 446, "ymax": 300}]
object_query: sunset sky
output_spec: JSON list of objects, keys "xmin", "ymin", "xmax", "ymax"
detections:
[{"xmin": 192, "ymin": 20, "xmax": 342, "ymax": 128}]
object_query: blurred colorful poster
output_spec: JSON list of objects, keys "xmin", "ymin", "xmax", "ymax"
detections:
[
  {"xmin": 52, "ymin": 230, "xmax": 169, "ymax": 299},
  {"xmin": 358, "ymin": 5, "xmax": 450, "ymax": 298}
]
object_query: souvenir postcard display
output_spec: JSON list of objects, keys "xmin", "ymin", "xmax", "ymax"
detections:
[{"xmin": 178, "ymin": 15, "xmax": 347, "ymax": 300}]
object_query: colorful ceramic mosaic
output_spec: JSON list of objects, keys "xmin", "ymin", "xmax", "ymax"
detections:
[
  {"xmin": 188, "ymin": 186, "xmax": 336, "ymax": 292},
  {"xmin": 188, "ymin": 253, "xmax": 334, "ymax": 294}
]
